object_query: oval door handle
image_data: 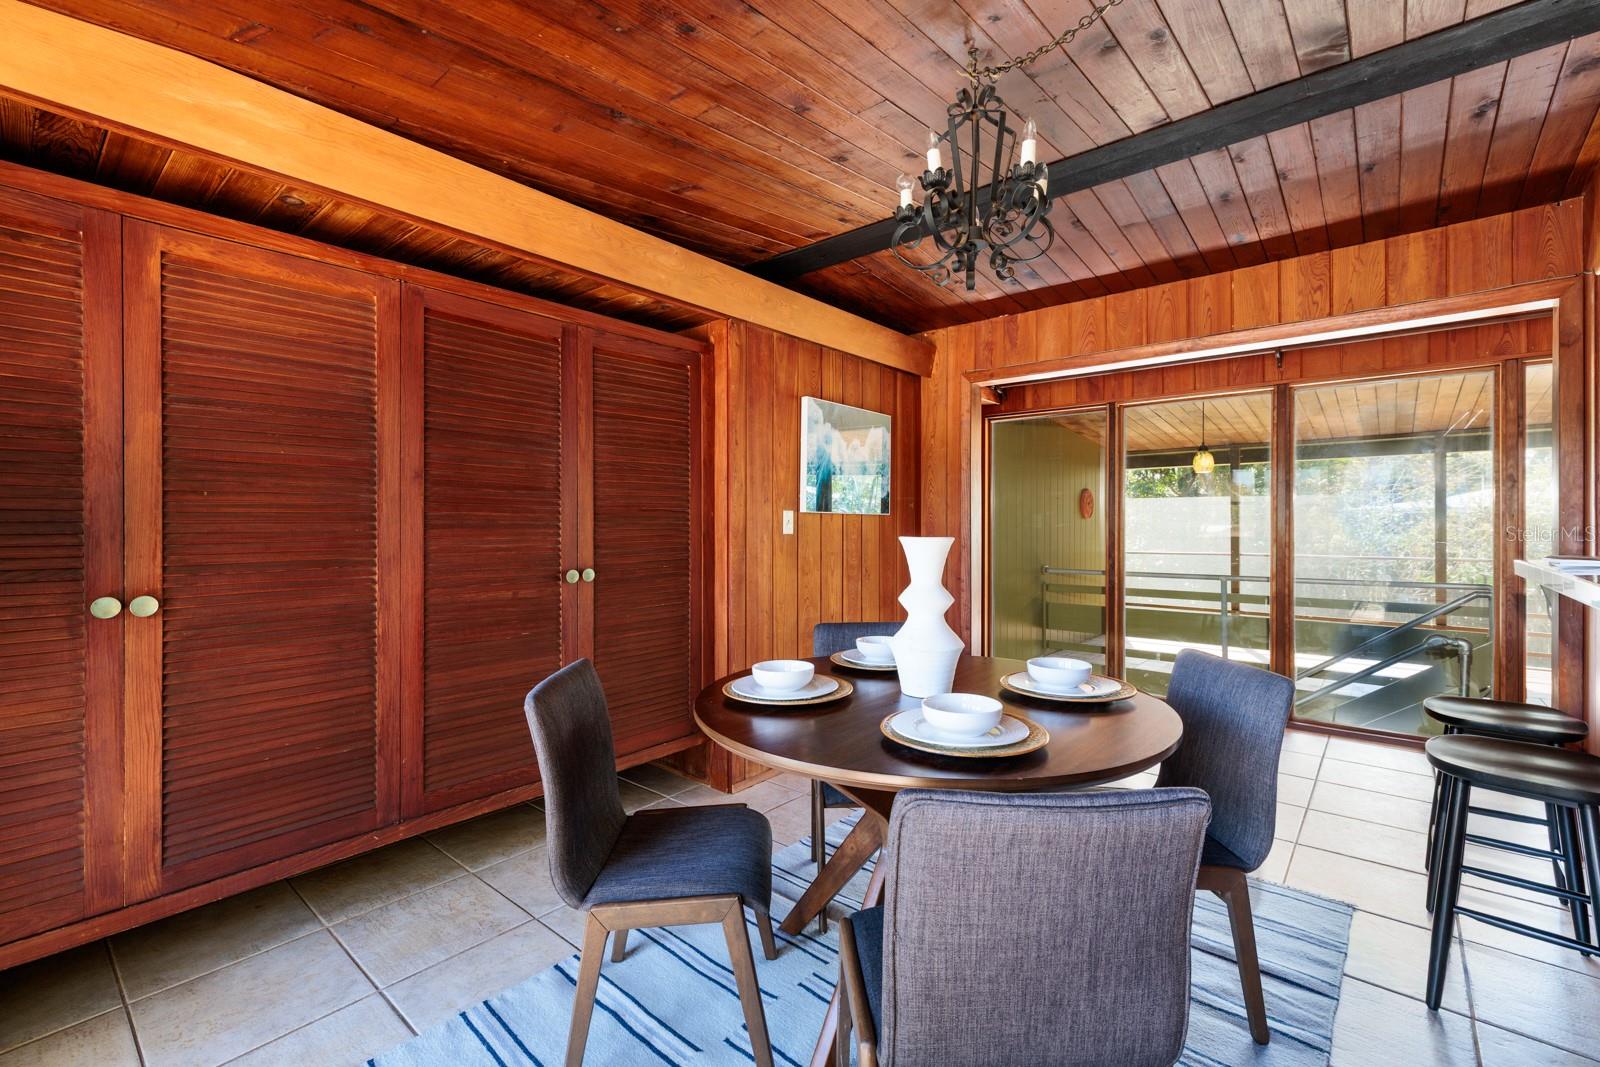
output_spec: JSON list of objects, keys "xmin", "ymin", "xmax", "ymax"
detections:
[
  {"xmin": 128, "ymin": 595, "xmax": 161, "ymax": 618},
  {"xmin": 564, "ymin": 569, "xmax": 580, "ymax": 584},
  {"xmin": 89, "ymin": 596, "xmax": 123, "ymax": 620},
  {"xmin": 581, "ymin": 568, "xmax": 596, "ymax": 583}
]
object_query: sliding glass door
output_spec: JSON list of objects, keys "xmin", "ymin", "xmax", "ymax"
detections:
[
  {"xmin": 988, "ymin": 410, "xmax": 1107, "ymax": 665},
  {"xmin": 1290, "ymin": 369, "xmax": 1496, "ymax": 735},
  {"xmin": 1120, "ymin": 393, "xmax": 1273, "ymax": 695}
]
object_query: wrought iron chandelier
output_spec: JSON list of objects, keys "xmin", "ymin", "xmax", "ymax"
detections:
[{"xmin": 892, "ymin": 0, "xmax": 1127, "ymax": 291}]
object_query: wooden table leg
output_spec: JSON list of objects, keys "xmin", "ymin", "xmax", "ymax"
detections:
[{"xmin": 780, "ymin": 813, "xmax": 884, "ymax": 935}]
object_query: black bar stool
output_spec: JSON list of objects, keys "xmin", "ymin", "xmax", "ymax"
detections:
[
  {"xmin": 1426, "ymin": 734, "xmax": 1600, "ymax": 1010},
  {"xmin": 1423, "ymin": 696, "xmax": 1590, "ymax": 940}
]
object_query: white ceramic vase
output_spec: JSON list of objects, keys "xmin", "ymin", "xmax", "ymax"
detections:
[{"xmin": 890, "ymin": 535, "xmax": 965, "ymax": 698}]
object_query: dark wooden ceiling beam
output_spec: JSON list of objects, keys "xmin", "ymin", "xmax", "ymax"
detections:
[{"xmin": 750, "ymin": 0, "xmax": 1600, "ymax": 283}]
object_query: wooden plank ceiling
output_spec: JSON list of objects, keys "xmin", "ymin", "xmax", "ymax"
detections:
[{"xmin": 9, "ymin": 0, "xmax": 1600, "ymax": 333}]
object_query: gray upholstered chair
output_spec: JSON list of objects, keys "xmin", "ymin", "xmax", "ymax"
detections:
[
  {"xmin": 524, "ymin": 659, "xmax": 778, "ymax": 1067},
  {"xmin": 809, "ymin": 621, "xmax": 899, "ymax": 928},
  {"xmin": 837, "ymin": 787, "xmax": 1212, "ymax": 1067},
  {"xmin": 1155, "ymin": 648, "xmax": 1296, "ymax": 1045}
]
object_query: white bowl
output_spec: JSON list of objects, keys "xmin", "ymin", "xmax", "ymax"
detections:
[
  {"xmin": 1027, "ymin": 656, "xmax": 1092, "ymax": 691},
  {"xmin": 921, "ymin": 692, "xmax": 1003, "ymax": 738},
  {"xmin": 855, "ymin": 636, "xmax": 895, "ymax": 664},
  {"xmin": 751, "ymin": 659, "xmax": 815, "ymax": 692}
]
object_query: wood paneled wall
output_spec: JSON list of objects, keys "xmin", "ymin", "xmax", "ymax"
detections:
[
  {"xmin": 922, "ymin": 200, "xmax": 1587, "ymax": 645},
  {"xmin": 673, "ymin": 320, "xmax": 921, "ymax": 790}
]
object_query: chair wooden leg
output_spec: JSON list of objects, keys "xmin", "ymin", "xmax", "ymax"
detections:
[
  {"xmin": 723, "ymin": 901, "xmax": 774, "ymax": 1067},
  {"xmin": 609, "ymin": 927, "xmax": 628, "ymax": 963},
  {"xmin": 565, "ymin": 912, "xmax": 609, "ymax": 1067},
  {"xmin": 756, "ymin": 908, "xmax": 779, "ymax": 960},
  {"xmin": 1202, "ymin": 865, "xmax": 1269, "ymax": 1045},
  {"xmin": 835, "ymin": 974, "xmax": 852, "ymax": 1066}
]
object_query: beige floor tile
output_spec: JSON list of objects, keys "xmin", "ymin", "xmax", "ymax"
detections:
[
  {"xmin": 1342, "ymin": 912, "xmax": 1467, "ymax": 1013},
  {"xmin": 1279, "ymin": 750, "xmax": 1322, "ymax": 779},
  {"xmin": 0, "ymin": 942, "xmax": 121, "ymax": 1054},
  {"xmin": 385, "ymin": 920, "xmax": 574, "ymax": 1032},
  {"xmin": 113, "ymin": 882, "xmax": 320, "ymax": 1000},
  {"xmin": 1298, "ymin": 810, "xmax": 1428, "ymax": 873},
  {"xmin": 225, "ymin": 994, "xmax": 411, "ymax": 1066},
  {"xmin": 677, "ymin": 779, "xmax": 801, "ymax": 813},
  {"xmin": 638, "ymin": 797, "xmax": 685, "ymax": 811},
  {"xmin": 1276, "ymin": 773, "xmax": 1313, "ymax": 807},
  {"xmin": 1275, "ymin": 802, "xmax": 1306, "ymax": 839},
  {"xmin": 1324, "ymin": 737, "xmax": 1432, "ymax": 776},
  {"xmin": 1255, "ymin": 839, "xmax": 1293, "ymax": 883},
  {"xmin": 620, "ymin": 763, "xmax": 697, "ymax": 797},
  {"xmin": 1282, "ymin": 729, "xmax": 1328, "ymax": 757},
  {"xmin": 619, "ymin": 779, "xmax": 669, "ymax": 813},
  {"xmin": 0, "ymin": 1010, "xmax": 139, "ymax": 1067},
  {"xmin": 291, "ymin": 837, "xmax": 464, "ymax": 924},
  {"xmin": 424, "ymin": 803, "xmax": 546, "ymax": 871},
  {"xmin": 537, "ymin": 907, "xmax": 588, "ymax": 948},
  {"xmin": 1464, "ymin": 940, "xmax": 1600, "ymax": 1059},
  {"xmin": 764, "ymin": 793, "xmax": 849, "ymax": 849},
  {"xmin": 768, "ymin": 772, "xmax": 815, "ymax": 794},
  {"xmin": 1285, "ymin": 846, "xmax": 1431, "ymax": 927},
  {"xmin": 1309, "ymin": 781, "xmax": 1432, "ymax": 835},
  {"xmin": 1318, "ymin": 758, "xmax": 1437, "ymax": 803},
  {"xmin": 477, "ymin": 846, "xmax": 565, "ymax": 917},
  {"xmin": 1329, "ymin": 979, "xmax": 1475, "ymax": 1067},
  {"xmin": 333, "ymin": 876, "xmax": 527, "ymax": 987},
  {"xmin": 1476, "ymin": 1021, "xmax": 1600, "ymax": 1066},
  {"xmin": 1455, "ymin": 905, "xmax": 1600, "ymax": 976},
  {"xmin": 129, "ymin": 930, "xmax": 370, "ymax": 1067}
]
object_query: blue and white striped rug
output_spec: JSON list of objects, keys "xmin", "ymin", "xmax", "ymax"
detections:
[{"xmin": 370, "ymin": 817, "xmax": 1352, "ymax": 1066}]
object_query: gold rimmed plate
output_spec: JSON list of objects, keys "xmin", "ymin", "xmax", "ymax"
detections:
[
  {"xmin": 1000, "ymin": 672, "xmax": 1137, "ymax": 704},
  {"xmin": 723, "ymin": 674, "xmax": 854, "ymax": 707},
  {"xmin": 880, "ymin": 710, "xmax": 1049, "ymax": 758},
  {"xmin": 828, "ymin": 650, "xmax": 897, "ymax": 673}
]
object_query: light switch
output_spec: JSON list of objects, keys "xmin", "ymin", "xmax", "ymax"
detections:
[{"xmin": 782, "ymin": 510, "xmax": 795, "ymax": 535}]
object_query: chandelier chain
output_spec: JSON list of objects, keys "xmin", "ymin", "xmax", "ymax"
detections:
[{"xmin": 965, "ymin": 0, "xmax": 1127, "ymax": 82}]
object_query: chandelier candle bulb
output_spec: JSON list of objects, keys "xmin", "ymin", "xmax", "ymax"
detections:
[
  {"xmin": 1020, "ymin": 117, "xmax": 1038, "ymax": 165},
  {"xmin": 896, "ymin": 173, "xmax": 914, "ymax": 209},
  {"xmin": 925, "ymin": 130, "xmax": 942, "ymax": 173}
]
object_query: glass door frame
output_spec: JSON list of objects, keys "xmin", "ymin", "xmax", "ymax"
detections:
[{"xmin": 981, "ymin": 345, "xmax": 1571, "ymax": 743}]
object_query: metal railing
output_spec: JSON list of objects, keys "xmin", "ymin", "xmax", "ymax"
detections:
[{"xmin": 1037, "ymin": 565, "xmax": 1491, "ymax": 703}]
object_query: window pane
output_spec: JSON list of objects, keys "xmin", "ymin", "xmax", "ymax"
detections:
[
  {"xmin": 1524, "ymin": 362, "xmax": 1555, "ymax": 705},
  {"xmin": 1292, "ymin": 370, "xmax": 1495, "ymax": 736},
  {"xmin": 1122, "ymin": 393, "xmax": 1272, "ymax": 696},
  {"xmin": 989, "ymin": 411, "xmax": 1108, "ymax": 665}
]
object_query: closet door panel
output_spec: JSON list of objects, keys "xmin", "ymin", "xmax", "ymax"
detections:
[
  {"xmin": 589, "ymin": 337, "xmax": 698, "ymax": 756},
  {"xmin": 124, "ymin": 223, "xmax": 402, "ymax": 896},
  {"xmin": 406, "ymin": 287, "xmax": 565, "ymax": 814},
  {"xmin": 0, "ymin": 187, "xmax": 121, "ymax": 941}
]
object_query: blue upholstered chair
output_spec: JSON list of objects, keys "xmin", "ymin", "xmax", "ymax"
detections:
[
  {"xmin": 810, "ymin": 622, "xmax": 899, "ymax": 877},
  {"xmin": 1155, "ymin": 648, "xmax": 1296, "ymax": 1045},
  {"xmin": 837, "ymin": 788, "xmax": 1212, "ymax": 1067},
  {"xmin": 524, "ymin": 659, "xmax": 778, "ymax": 1067}
]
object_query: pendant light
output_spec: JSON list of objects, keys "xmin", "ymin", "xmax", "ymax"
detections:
[{"xmin": 1192, "ymin": 403, "xmax": 1216, "ymax": 475}]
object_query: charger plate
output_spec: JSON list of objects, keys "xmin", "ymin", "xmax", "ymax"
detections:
[
  {"xmin": 881, "ymin": 710, "xmax": 1049, "ymax": 758},
  {"xmin": 1001, "ymin": 672, "xmax": 1137, "ymax": 704},
  {"xmin": 723, "ymin": 674, "xmax": 854, "ymax": 707},
  {"xmin": 828, "ymin": 651, "xmax": 897, "ymax": 673}
]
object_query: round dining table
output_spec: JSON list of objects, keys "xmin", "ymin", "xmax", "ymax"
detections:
[
  {"xmin": 693, "ymin": 653, "xmax": 1184, "ymax": 936},
  {"xmin": 695, "ymin": 653, "xmax": 1183, "ymax": 1067}
]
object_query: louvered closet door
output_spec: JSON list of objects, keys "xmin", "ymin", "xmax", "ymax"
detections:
[
  {"xmin": 0, "ymin": 187, "xmax": 121, "ymax": 942},
  {"xmin": 404, "ymin": 287, "xmax": 567, "ymax": 815},
  {"xmin": 123, "ymin": 223, "xmax": 402, "ymax": 896},
  {"xmin": 588, "ymin": 335, "xmax": 699, "ymax": 757}
]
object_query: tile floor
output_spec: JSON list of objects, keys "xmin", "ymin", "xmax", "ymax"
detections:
[{"xmin": 3, "ymin": 734, "xmax": 1599, "ymax": 1065}]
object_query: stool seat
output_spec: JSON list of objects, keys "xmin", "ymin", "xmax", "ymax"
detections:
[
  {"xmin": 1425, "ymin": 734, "xmax": 1600, "ymax": 807},
  {"xmin": 1423, "ymin": 696, "xmax": 1588, "ymax": 744}
]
